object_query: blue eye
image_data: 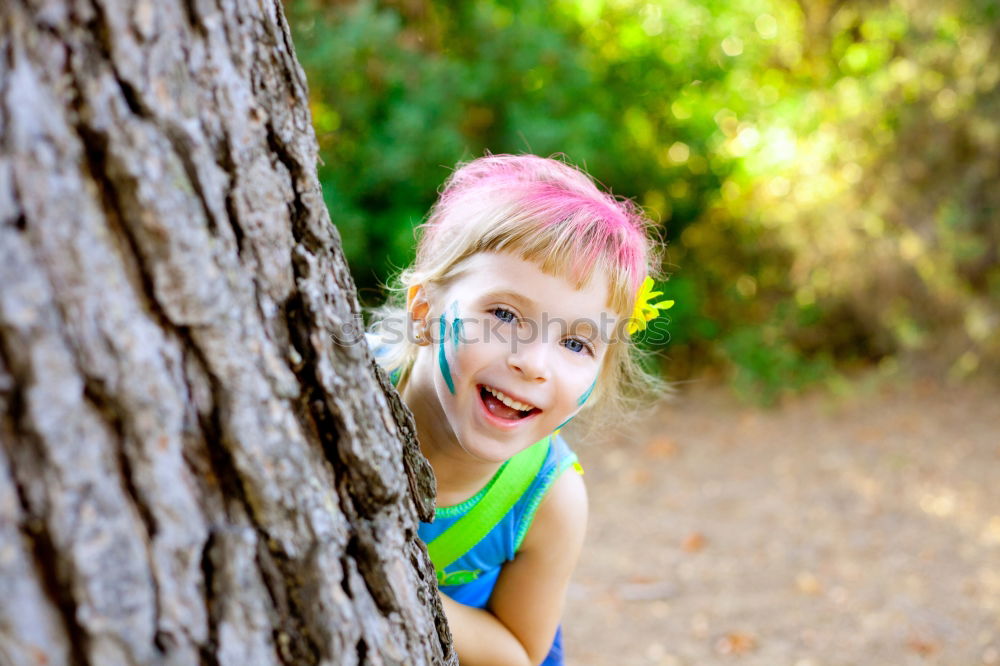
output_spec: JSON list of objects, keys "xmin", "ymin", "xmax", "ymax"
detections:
[
  {"xmin": 563, "ymin": 338, "xmax": 590, "ymax": 354},
  {"xmin": 493, "ymin": 307, "xmax": 516, "ymax": 323}
]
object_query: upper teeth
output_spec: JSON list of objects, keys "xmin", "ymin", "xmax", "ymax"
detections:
[{"xmin": 485, "ymin": 386, "xmax": 535, "ymax": 412}]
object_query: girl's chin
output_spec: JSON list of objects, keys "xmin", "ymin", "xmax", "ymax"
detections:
[
  {"xmin": 458, "ymin": 428, "xmax": 555, "ymax": 465},
  {"xmin": 460, "ymin": 447, "xmax": 512, "ymax": 465}
]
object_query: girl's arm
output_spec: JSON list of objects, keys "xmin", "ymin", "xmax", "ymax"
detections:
[{"xmin": 439, "ymin": 468, "xmax": 588, "ymax": 666}]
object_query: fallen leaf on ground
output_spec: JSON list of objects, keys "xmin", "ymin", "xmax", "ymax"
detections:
[
  {"xmin": 715, "ymin": 632, "xmax": 757, "ymax": 655},
  {"xmin": 795, "ymin": 571, "xmax": 823, "ymax": 596},
  {"xmin": 629, "ymin": 467, "xmax": 652, "ymax": 485},
  {"xmin": 682, "ymin": 532, "xmax": 707, "ymax": 552},
  {"xmin": 644, "ymin": 436, "xmax": 679, "ymax": 459},
  {"xmin": 906, "ymin": 636, "xmax": 939, "ymax": 657}
]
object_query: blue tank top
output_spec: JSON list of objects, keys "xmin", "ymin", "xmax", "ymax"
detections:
[{"xmin": 418, "ymin": 435, "xmax": 580, "ymax": 666}]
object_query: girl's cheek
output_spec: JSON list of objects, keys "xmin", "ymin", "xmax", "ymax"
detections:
[
  {"xmin": 437, "ymin": 301, "xmax": 471, "ymax": 395},
  {"xmin": 457, "ymin": 313, "xmax": 484, "ymax": 349},
  {"xmin": 553, "ymin": 372, "xmax": 599, "ymax": 432},
  {"xmin": 436, "ymin": 312, "xmax": 457, "ymax": 395},
  {"xmin": 577, "ymin": 376, "xmax": 598, "ymax": 407},
  {"xmin": 448, "ymin": 301, "xmax": 464, "ymax": 354},
  {"xmin": 474, "ymin": 315, "xmax": 503, "ymax": 351},
  {"xmin": 439, "ymin": 301, "xmax": 486, "ymax": 392},
  {"xmin": 456, "ymin": 319, "xmax": 498, "ymax": 378}
]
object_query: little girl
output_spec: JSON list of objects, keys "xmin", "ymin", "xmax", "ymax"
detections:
[{"xmin": 367, "ymin": 154, "xmax": 670, "ymax": 665}]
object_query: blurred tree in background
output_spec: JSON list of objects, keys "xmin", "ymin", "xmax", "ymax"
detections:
[{"xmin": 287, "ymin": 0, "xmax": 999, "ymax": 403}]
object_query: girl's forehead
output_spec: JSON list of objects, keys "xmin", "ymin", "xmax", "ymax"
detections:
[{"xmin": 444, "ymin": 252, "xmax": 615, "ymax": 317}]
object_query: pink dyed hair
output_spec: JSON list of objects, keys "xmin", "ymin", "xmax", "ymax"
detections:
[{"xmin": 410, "ymin": 154, "xmax": 656, "ymax": 316}]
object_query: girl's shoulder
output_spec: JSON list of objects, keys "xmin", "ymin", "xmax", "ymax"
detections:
[{"xmin": 513, "ymin": 433, "xmax": 584, "ymax": 552}]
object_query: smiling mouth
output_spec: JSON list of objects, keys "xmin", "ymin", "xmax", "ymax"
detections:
[{"xmin": 478, "ymin": 385, "xmax": 541, "ymax": 421}]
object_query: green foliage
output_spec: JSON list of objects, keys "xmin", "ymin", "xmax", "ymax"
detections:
[
  {"xmin": 287, "ymin": 0, "xmax": 727, "ymax": 292},
  {"xmin": 288, "ymin": 0, "xmax": 999, "ymax": 401},
  {"xmin": 722, "ymin": 325, "xmax": 834, "ymax": 406},
  {"xmin": 696, "ymin": 0, "xmax": 1000, "ymax": 387}
]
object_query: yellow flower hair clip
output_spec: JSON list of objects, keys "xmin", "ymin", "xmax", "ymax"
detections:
[{"xmin": 628, "ymin": 276, "xmax": 675, "ymax": 335}]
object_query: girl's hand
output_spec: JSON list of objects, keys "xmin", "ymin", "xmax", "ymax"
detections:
[{"xmin": 439, "ymin": 469, "xmax": 588, "ymax": 665}]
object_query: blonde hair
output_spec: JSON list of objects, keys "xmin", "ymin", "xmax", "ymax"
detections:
[{"xmin": 369, "ymin": 154, "xmax": 667, "ymax": 426}]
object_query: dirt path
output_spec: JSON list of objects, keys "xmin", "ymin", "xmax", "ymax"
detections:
[{"xmin": 564, "ymin": 372, "xmax": 1000, "ymax": 665}]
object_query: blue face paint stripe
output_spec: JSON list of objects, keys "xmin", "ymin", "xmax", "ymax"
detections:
[
  {"xmin": 438, "ymin": 314, "xmax": 456, "ymax": 394},
  {"xmin": 554, "ymin": 377, "xmax": 598, "ymax": 433},
  {"xmin": 554, "ymin": 415, "xmax": 575, "ymax": 431},
  {"xmin": 577, "ymin": 377, "xmax": 597, "ymax": 407},
  {"xmin": 450, "ymin": 301, "xmax": 462, "ymax": 352}
]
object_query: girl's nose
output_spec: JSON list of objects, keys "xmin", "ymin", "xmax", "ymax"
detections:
[{"xmin": 507, "ymin": 339, "xmax": 550, "ymax": 382}]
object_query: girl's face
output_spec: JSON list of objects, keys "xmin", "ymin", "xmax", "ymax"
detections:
[{"xmin": 408, "ymin": 251, "xmax": 617, "ymax": 464}]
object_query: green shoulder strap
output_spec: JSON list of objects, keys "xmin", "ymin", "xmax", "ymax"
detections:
[{"xmin": 426, "ymin": 436, "xmax": 551, "ymax": 582}]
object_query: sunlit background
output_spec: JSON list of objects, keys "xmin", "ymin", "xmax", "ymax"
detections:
[
  {"xmin": 284, "ymin": 3, "xmax": 1000, "ymax": 663},
  {"xmin": 287, "ymin": 0, "xmax": 998, "ymax": 402}
]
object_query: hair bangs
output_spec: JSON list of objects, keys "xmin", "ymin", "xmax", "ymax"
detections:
[{"xmin": 439, "ymin": 178, "xmax": 647, "ymax": 316}]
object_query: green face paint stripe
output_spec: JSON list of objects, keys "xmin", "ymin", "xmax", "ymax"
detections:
[
  {"xmin": 438, "ymin": 314, "xmax": 455, "ymax": 394},
  {"xmin": 577, "ymin": 377, "xmax": 597, "ymax": 406}
]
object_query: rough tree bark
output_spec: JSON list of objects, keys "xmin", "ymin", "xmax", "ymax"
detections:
[{"xmin": 0, "ymin": 1, "xmax": 454, "ymax": 664}]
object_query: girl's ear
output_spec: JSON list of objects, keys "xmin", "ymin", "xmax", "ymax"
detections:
[
  {"xmin": 407, "ymin": 285, "xmax": 432, "ymax": 344},
  {"xmin": 406, "ymin": 284, "xmax": 430, "ymax": 319}
]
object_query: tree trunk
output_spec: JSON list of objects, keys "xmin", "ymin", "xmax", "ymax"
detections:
[{"xmin": 0, "ymin": 1, "xmax": 453, "ymax": 664}]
